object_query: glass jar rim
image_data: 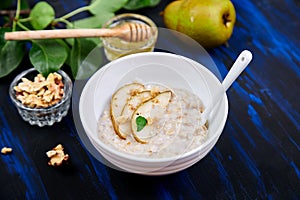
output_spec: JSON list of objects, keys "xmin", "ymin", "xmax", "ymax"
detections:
[{"xmin": 102, "ymin": 13, "xmax": 157, "ymax": 29}]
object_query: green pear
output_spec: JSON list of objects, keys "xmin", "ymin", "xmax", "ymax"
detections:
[
  {"xmin": 163, "ymin": 0, "xmax": 236, "ymax": 49},
  {"xmin": 163, "ymin": 0, "xmax": 182, "ymax": 31}
]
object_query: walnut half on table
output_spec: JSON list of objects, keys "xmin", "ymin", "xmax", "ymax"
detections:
[
  {"xmin": 46, "ymin": 144, "xmax": 69, "ymax": 166},
  {"xmin": 1, "ymin": 147, "xmax": 13, "ymax": 154}
]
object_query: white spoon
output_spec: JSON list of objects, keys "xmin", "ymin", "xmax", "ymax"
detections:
[{"xmin": 200, "ymin": 50, "xmax": 253, "ymax": 127}]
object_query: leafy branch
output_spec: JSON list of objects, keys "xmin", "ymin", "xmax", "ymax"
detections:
[{"xmin": 0, "ymin": 0, "xmax": 160, "ymax": 79}]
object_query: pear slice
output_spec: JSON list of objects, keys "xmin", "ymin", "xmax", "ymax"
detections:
[
  {"xmin": 110, "ymin": 83, "xmax": 145, "ymax": 139},
  {"xmin": 131, "ymin": 91, "xmax": 172, "ymax": 144},
  {"xmin": 121, "ymin": 90, "xmax": 153, "ymax": 117},
  {"xmin": 117, "ymin": 90, "xmax": 153, "ymax": 137}
]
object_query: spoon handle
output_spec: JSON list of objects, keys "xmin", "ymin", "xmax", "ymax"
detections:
[
  {"xmin": 200, "ymin": 50, "xmax": 253, "ymax": 127},
  {"xmin": 4, "ymin": 23, "xmax": 152, "ymax": 42},
  {"xmin": 222, "ymin": 50, "xmax": 253, "ymax": 91},
  {"xmin": 4, "ymin": 28, "xmax": 116, "ymax": 40}
]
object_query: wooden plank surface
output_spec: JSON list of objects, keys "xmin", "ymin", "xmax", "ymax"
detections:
[{"xmin": 0, "ymin": 0, "xmax": 299, "ymax": 199}]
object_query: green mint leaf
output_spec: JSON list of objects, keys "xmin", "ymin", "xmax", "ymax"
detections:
[
  {"xmin": 136, "ymin": 116, "xmax": 147, "ymax": 132},
  {"xmin": 29, "ymin": 2, "xmax": 55, "ymax": 30}
]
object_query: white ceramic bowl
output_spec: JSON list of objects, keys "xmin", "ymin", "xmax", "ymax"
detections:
[{"xmin": 79, "ymin": 52, "xmax": 228, "ymax": 175}]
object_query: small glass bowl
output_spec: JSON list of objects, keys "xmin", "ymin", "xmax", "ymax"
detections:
[
  {"xmin": 9, "ymin": 68, "xmax": 73, "ymax": 127},
  {"xmin": 102, "ymin": 13, "xmax": 158, "ymax": 61}
]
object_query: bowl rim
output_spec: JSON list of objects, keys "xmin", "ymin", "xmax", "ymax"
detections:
[
  {"xmin": 9, "ymin": 68, "xmax": 73, "ymax": 111},
  {"xmin": 79, "ymin": 52, "xmax": 229, "ymax": 163}
]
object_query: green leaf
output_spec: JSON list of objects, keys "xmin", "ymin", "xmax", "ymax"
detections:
[
  {"xmin": 0, "ymin": 28, "xmax": 25, "ymax": 78},
  {"xmin": 88, "ymin": 0, "xmax": 128, "ymax": 15},
  {"xmin": 136, "ymin": 116, "xmax": 147, "ymax": 132},
  {"xmin": 70, "ymin": 38, "xmax": 102, "ymax": 79},
  {"xmin": 0, "ymin": 28, "xmax": 10, "ymax": 49},
  {"xmin": 20, "ymin": 0, "xmax": 30, "ymax": 10},
  {"xmin": 29, "ymin": 2, "xmax": 55, "ymax": 30},
  {"xmin": 2, "ymin": 0, "xmax": 30, "ymax": 10},
  {"xmin": 29, "ymin": 39, "xmax": 68, "ymax": 76},
  {"xmin": 124, "ymin": 0, "xmax": 160, "ymax": 10},
  {"xmin": 56, "ymin": 39, "xmax": 71, "ymax": 66},
  {"xmin": 71, "ymin": 13, "xmax": 115, "ymax": 29},
  {"xmin": 65, "ymin": 38, "xmax": 75, "ymax": 46},
  {"xmin": 0, "ymin": 0, "xmax": 14, "ymax": 9}
]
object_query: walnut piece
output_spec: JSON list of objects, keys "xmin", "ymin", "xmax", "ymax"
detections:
[
  {"xmin": 1, "ymin": 147, "xmax": 13, "ymax": 154},
  {"xmin": 46, "ymin": 144, "xmax": 69, "ymax": 166},
  {"xmin": 14, "ymin": 72, "xmax": 64, "ymax": 108}
]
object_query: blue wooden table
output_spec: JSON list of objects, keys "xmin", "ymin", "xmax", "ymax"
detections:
[{"xmin": 0, "ymin": 0, "xmax": 299, "ymax": 199}]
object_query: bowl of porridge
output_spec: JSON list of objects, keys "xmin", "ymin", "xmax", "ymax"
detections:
[{"xmin": 79, "ymin": 52, "xmax": 228, "ymax": 175}]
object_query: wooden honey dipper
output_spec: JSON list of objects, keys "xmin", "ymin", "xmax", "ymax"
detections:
[{"xmin": 4, "ymin": 22, "xmax": 154, "ymax": 42}]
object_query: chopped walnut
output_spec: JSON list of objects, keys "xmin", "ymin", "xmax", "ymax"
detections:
[
  {"xmin": 152, "ymin": 98, "xmax": 160, "ymax": 104},
  {"xmin": 46, "ymin": 144, "xmax": 69, "ymax": 166},
  {"xmin": 116, "ymin": 115, "xmax": 129, "ymax": 124},
  {"xmin": 129, "ymin": 88, "xmax": 143, "ymax": 96},
  {"xmin": 1, "ymin": 147, "xmax": 13, "ymax": 154},
  {"xmin": 146, "ymin": 117, "xmax": 153, "ymax": 125},
  {"xmin": 14, "ymin": 72, "xmax": 64, "ymax": 108},
  {"xmin": 150, "ymin": 87, "xmax": 160, "ymax": 97}
]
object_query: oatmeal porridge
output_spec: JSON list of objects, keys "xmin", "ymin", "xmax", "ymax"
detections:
[{"xmin": 97, "ymin": 83, "xmax": 208, "ymax": 158}]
